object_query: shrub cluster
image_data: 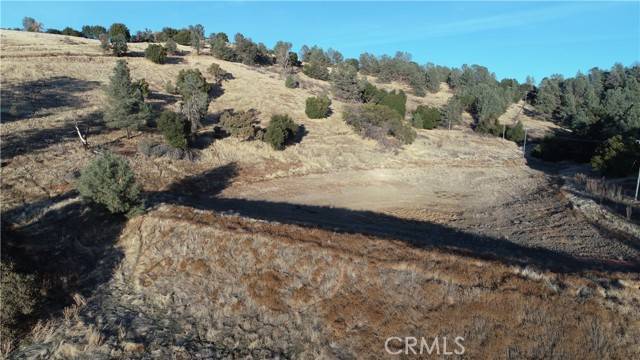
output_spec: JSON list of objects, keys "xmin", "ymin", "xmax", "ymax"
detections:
[
  {"xmin": 219, "ymin": 109, "xmax": 263, "ymax": 140},
  {"xmin": 302, "ymin": 61, "xmax": 330, "ymax": 81},
  {"xmin": 158, "ymin": 111, "xmax": 190, "ymax": 149},
  {"xmin": 77, "ymin": 152, "xmax": 142, "ymax": 215},
  {"xmin": 144, "ymin": 44, "xmax": 167, "ymax": 64},
  {"xmin": 207, "ymin": 63, "xmax": 231, "ymax": 83},
  {"xmin": 164, "ymin": 39, "xmax": 178, "ymax": 54},
  {"xmin": 132, "ymin": 78, "xmax": 150, "ymax": 98},
  {"xmin": 532, "ymin": 136, "xmax": 597, "ymax": 163},
  {"xmin": 411, "ymin": 105, "xmax": 441, "ymax": 129},
  {"xmin": 305, "ymin": 95, "xmax": 331, "ymax": 119},
  {"xmin": 343, "ymin": 104, "xmax": 416, "ymax": 147},
  {"xmin": 591, "ymin": 135, "xmax": 640, "ymax": 177},
  {"xmin": 208, "ymin": 32, "xmax": 272, "ymax": 66},
  {"xmin": 1, "ymin": 259, "xmax": 36, "ymax": 343},
  {"xmin": 285, "ymin": 75, "xmax": 299, "ymax": 89},
  {"xmin": 82, "ymin": 25, "xmax": 107, "ymax": 39},
  {"xmin": 505, "ymin": 121, "xmax": 525, "ymax": 143},
  {"xmin": 264, "ymin": 114, "xmax": 299, "ymax": 150},
  {"xmin": 361, "ymin": 83, "xmax": 407, "ymax": 118},
  {"xmin": 530, "ymin": 64, "xmax": 640, "ymax": 177}
]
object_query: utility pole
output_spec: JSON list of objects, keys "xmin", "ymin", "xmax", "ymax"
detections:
[
  {"xmin": 522, "ymin": 128, "xmax": 528, "ymax": 157},
  {"xmin": 635, "ymin": 140, "xmax": 640, "ymax": 201}
]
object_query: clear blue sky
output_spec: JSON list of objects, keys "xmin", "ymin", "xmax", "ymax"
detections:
[{"xmin": 2, "ymin": 1, "xmax": 639, "ymax": 82}]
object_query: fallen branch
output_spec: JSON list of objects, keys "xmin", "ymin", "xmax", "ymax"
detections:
[{"xmin": 74, "ymin": 120, "xmax": 88, "ymax": 148}]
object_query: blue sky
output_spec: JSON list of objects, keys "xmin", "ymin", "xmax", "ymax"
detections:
[{"xmin": 1, "ymin": 1, "xmax": 638, "ymax": 82}]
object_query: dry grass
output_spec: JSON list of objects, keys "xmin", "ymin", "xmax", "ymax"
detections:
[
  {"xmin": 110, "ymin": 204, "xmax": 640, "ymax": 358},
  {"xmin": 3, "ymin": 31, "xmax": 638, "ymax": 358},
  {"xmin": 1, "ymin": 29, "xmax": 539, "ymax": 218}
]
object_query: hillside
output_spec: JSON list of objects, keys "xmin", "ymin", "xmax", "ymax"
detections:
[{"xmin": 2, "ymin": 30, "xmax": 640, "ymax": 358}]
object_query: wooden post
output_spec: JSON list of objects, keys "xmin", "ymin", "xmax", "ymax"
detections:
[
  {"xmin": 635, "ymin": 165, "xmax": 639, "ymax": 201},
  {"xmin": 522, "ymin": 128, "xmax": 528, "ymax": 157},
  {"xmin": 502, "ymin": 124, "xmax": 506, "ymax": 140}
]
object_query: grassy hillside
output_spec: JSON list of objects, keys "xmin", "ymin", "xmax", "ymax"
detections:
[{"xmin": 1, "ymin": 30, "xmax": 639, "ymax": 358}]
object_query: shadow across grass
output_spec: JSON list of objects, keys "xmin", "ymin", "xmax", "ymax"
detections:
[
  {"xmin": 148, "ymin": 164, "xmax": 639, "ymax": 274},
  {"xmin": 2, "ymin": 196, "xmax": 126, "ymax": 340},
  {"xmin": 1, "ymin": 111, "xmax": 109, "ymax": 161},
  {"xmin": 0, "ymin": 76, "xmax": 100, "ymax": 123}
]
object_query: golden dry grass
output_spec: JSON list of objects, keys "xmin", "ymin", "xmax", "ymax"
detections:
[
  {"xmin": 1, "ymin": 29, "xmax": 542, "ymax": 217},
  {"xmin": 2, "ymin": 30, "xmax": 639, "ymax": 359}
]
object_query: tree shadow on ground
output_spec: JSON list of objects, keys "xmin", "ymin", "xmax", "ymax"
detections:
[
  {"xmin": 0, "ymin": 76, "xmax": 100, "ymax": 123},
  {"xmin": 291, "ymin": 124, "xmax": 308, "ymax": 145},
  {"xmin": 1, "ymin": 111, "xmax": 110, "ymax": 161},
  {"xmin": 210, "ymin": 83, "xmax": 225, "ymax": 100},
  {"xmin": 148, "ymin": 164, "xmax": 639, "ymax": 274},
  {"xmin": 2, "ymin": 195, "xmax": 126, "ymax": 338}
]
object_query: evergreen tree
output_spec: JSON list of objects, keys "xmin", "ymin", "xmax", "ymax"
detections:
[
  {"xmin": 110, "ymin": 33, "xmax": 128, "ymax": 56},
  {"xmin": 77, "ymin": 152, "xmax": 141, "ymax": 215},
  {"xmin": 104, "ymin": 60, "xmax": 150, "ymax": 137},
  {"xmin": 330, "ymin": 63, "xmax": 361, "ymax": 102},
  {"xmin": 108, "ymin": 23, "xmax": 131, "ymax": 42},
  {"xmin": 176, "ymin": 69, "xmax": 211, "ymax": 133}
]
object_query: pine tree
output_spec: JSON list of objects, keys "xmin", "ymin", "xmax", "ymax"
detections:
[
  {"xmin": 104, "ymin": 60, "xmax": 150, "ymax": 137},
  {"xmin": 330, "ymin": 63, "xmax": 361, "ymax": 102}
]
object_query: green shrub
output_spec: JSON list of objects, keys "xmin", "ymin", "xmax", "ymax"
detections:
[
  {"xmin": 474, "ymin": 118, "xmax": 502, "ymax": 136},
  {"xmin": 99, "ymin": 33, "xmax": 110, "ymax": 52},
  {"xmin": 343, "ymin": 104, "xmax": 416, "ymax": 146},
  {"xmin": 443, "ymin": 97, "xmax": 463, "ymax": 126},
  {"xmin": 1, "ymin": 259, "xmax": 36, "ymax": 342},
  {"xmin": 305, "ymin": 95, "xmax": 331, "ymax": 119},
  {"xmin": 61, "ymin": 27, "xmax": 83, "ymax": 37},
  {"xmin": 302, "ymin": 61, "xmax": 330, "ymax": 81},
  {"xmin": 77, "ymin": 152, "xmax": 142, "ymax": 215},
  {"xmin": 207, "ymin": 63, "xmax": 230, "ymax": 83},
  {"xmin": 344, "ymin": 58, "xmax": 359, "ymax": 71},
  {"xmin": 531, "ymin": 135, "xmax": 597, "ymax": 163},
  {"xmin": 173, "ymin": 29, "xmax": 191, "ymax": 46},
  {"xmin": 411, "ymin": 105, "xmax": 441, "ymax": 129},
  {"xmin": 285, "ymin": 75, "xmax": 299, "ymax": 89},
  {"xmin": 176, "ymin": 68, "xmax": 211, "ymax": 97},
  {"xmin": 219, "ymin": 109, "xmax": 261, "ymax": 140},
  {"xmin": 165, "ymin": 38, "xmax": 178, "ymax": 55},
  {"xmin": 158, "ymin": 111, "xmax": 190, "ymax": 149},
  {"xmin": 506, "ymin": 121, "xmax": 525, "ymax": 143},
  {"xmin": 164, "ymin": 80, "xmax": 177, "ymax": 94},
  {"xmin": 360, "ymin": 83, "xmax": 407, "ymax": 118},
  {"xmin": 110, "ymin": 33, "xmax": 128, "ymax": 56},
  {"xmin": 591, "ymin": 135, "xmax": 640, "ymax": 177},
  {"xmin": 144, "ymin": 44, "xmax": 167, "ymax": 64},
  {"xmin": 132, "ymin": 78, "xmax": 150, "ymax": 98},
  {"xmin": 378, "ymin": 90, "xmax": 407, "ymax": 118},
  {"xmin": 264, "ymin": 114, "xmax": 299, "ymax": 150}
]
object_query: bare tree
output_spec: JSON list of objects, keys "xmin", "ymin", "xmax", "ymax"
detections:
[
  {"xmin": 22, "ymin": 17, "xmax": 42, "ymax": 32},
  {"xmin": 274, "ymin": 41, "xmax": 292, "ymax": 75}
]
